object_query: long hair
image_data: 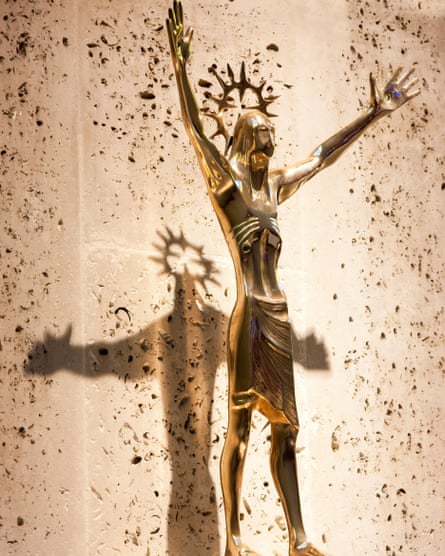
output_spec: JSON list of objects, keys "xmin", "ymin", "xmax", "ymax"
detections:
[{"xmin": 228, "ymin": 110, "xmax": 272, "ymax": 168}]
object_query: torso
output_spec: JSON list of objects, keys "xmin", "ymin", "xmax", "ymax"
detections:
[
  {"xmin": 210, "ymin": 173, "xmax": 297, "ymax": 425},
  {"xmin": 211, "ymin": 172, "xmax": 286, "ymax": 304}
]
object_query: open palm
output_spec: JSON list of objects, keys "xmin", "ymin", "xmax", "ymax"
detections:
[{"xmin": 370, "ymin": 66, "xmax": 420, "ymax": 114}]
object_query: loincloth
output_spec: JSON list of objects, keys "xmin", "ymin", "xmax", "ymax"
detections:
[{"xmin": 233, "ymin": 296, "xmax": 298, "ymax": 428}]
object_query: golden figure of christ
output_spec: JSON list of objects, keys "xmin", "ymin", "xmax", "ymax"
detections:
[{"xmin": 166, "ymin": 2, "xmax": 420, "ymax": 554}]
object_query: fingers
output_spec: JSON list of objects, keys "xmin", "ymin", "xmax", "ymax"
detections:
[
  {"xmin": 168, "ymin": 7, "xmax": 175, "ymax": 30},
  {"xmin": 178, "ymin": 0, "xmax": 184, "ymax": 26},
  {"xmin": 401, "ymin": 66, "xmax": 416, "ymax": 82},
  {"xmin": 171, "ymin": 1, "xmax": 178, "ymax": 27},
  {"xmin": 383, "ymin": 65, "xmax": 421, "ymax": 103},
  {"xmin": 369, "ymin": 72, "xmax": 378, "ymax": 105},
  {"xmin": 166, "ymin": 2, "xmax": 192, "ymax": 64},
  {"xmin": 406, "ymin": 87, "xmax": 421, "ymax": 100},
  {"xmin": 403, "ymin": 75, "xmax": 419, "ymax": 92},
  {"xmin": 167, "ymin": 8, "xmax": 173, "ymax": 30},
  {"xmin": 392, "ymin": 66, "xmax": 416, "ymax": 86},
  {"xmin": 390, "ymin": 66, "xmax": 404, "ymax": 84},
  {"xmin": 399, "ymin": 69, "xmax": 420, "ymax": 99},
  {"xmin": 166, "ymin": 13, "xmax": 180, "ymax": 59},
  {"xmin": 397, "ymin": 66, "xmax": 415, "ymax": 87},
  {"xmin": 168, "ymin": 2, "xmax": 183, "ymax": 36},
  {"xmin": 172, "ymin": 0, "xmax": 183, "ymax": 28},
  {"xmin": 185, "ymin": 26, "xmax": 194, "ymax": 43},
  {"xmin": 166, "ymin": 17, "xmax": 175, "ymax": 50},
  {"xmin": 167, "ymin": 8, "xmax": 176, "ymax": 40}
]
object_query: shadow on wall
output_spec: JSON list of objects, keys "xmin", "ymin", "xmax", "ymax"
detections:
[{"xmin": 24, "ymin": 227, "xmax": 330, "ymax": 555}]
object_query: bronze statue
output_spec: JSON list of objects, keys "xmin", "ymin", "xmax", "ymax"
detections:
[{"xmin": 166, "ymin": 2, "xmax": 419, "ymax": 555}]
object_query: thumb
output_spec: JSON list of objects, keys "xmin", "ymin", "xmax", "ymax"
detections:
[{"xmin": 184, "ymin": 26, "xmax": 194, "ymax": 51}]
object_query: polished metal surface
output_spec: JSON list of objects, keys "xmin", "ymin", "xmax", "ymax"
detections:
[{"xmin": 166, "ymin": 2, "xmax": 419, "ymax": 554}]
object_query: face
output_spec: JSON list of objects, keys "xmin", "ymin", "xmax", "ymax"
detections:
[
  {"xmin": 229, "ymin": 111, "xmax": 276, "ymax": 163},
  {"xmin": 255, "ymin": 122, "xmax": 275, "ymax": 157}
]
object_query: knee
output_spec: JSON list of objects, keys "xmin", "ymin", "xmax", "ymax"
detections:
[
  {"xmin": 221, "ymin": 433, "xmax": 248, "ymax": 474},
  {"xmin": 272, "ymin": 423, "xmax": 299, "ymax": 450},
  {"xmin": 278, "ymin": 422, "xmax": 299, "ymax": 438},
  {"xmin": 222, "ymin": 410, "xmax": 250, "ymax": 458},
  {"xmin": 286, "ymin": 424, "xmax": 299, "ymax": 445}
]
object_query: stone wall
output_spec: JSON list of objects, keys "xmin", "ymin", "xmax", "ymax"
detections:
[{"xmin": 1, "ymin": 1, "xmax": 443, "ymax": 554}]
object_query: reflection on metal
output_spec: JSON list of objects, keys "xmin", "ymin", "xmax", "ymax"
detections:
[{"xmin": 166, "ymin": 2, "xmax": 420, "ymax": 554}]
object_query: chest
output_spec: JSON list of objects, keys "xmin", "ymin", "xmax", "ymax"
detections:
[{"xmin": 214, "ymin": 178, "xmax": 278, "ymax": 225}]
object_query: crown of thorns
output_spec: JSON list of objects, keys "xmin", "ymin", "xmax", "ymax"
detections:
[{"xmin": 200, "ymin": 62, "xmax": 279, "ymax": 153}]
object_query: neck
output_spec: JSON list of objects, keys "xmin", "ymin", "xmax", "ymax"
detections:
[{"xmin": 250, "ymin": 152, "xmax": 269, "ymax": 191}]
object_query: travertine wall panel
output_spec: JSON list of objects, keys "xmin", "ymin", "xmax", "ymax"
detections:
[
  {"xmin": 1, "ymin": 1, "xmax": 443, "ymax": 555},
  {"xmin": 1, "ymin": 1, "xmax": 87, "ymax": 554}
]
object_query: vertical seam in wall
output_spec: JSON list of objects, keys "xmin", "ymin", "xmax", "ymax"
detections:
[{"xmin": 72, "ymin": 0, "xmax": 89, "ymax": 551}]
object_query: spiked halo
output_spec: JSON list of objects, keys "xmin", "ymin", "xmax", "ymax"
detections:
[{"xmin": 200, "ymin": 62, "xmax": 279, "ymax": 154}]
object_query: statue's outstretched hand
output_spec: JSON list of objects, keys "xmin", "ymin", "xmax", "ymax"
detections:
[
  {"xmin": 370, "ymin": 66, "xmax": 420, "ymax": 114},
  {"xmin": 167, "ymin": 0, "xmax": 193, "ymax": 68}
]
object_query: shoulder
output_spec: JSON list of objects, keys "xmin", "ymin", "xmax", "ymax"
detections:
[{"xmin": 212, "ymin": 174, "xmax": 242, "ymax": 207}]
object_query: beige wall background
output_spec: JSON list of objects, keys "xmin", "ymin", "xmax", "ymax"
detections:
[{"xmin": 1, "ymin": 1, "xmax": 444, "ymax": 555}]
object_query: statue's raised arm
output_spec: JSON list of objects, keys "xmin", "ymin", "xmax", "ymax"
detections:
[
  {"xmin": 166, "ymin": 1, "xmax": 231, "ymax": 188},
  {"xmin": 273, "ymin": 66, "xmax": 420, "ymax": 204},
  {"xmin": 166, "ymin": 1, "xmax": 196, "ymax": 127}
]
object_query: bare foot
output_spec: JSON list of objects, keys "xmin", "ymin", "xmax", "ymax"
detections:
[
  {"xmin": 293, "ymin": 542, "xmax": 329, "ymax": 556},
  {"xmin": 225, "ymin": 541, "xmax": 262, "ymax": 556},
  {"xmin": 225, "ymin": 548, "xmax": 262, "ymax": 556}
]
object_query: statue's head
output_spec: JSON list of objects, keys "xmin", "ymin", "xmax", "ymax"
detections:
[{"xmin": 229, "ymin": 110, "xmax": 275, "ymax": 165}]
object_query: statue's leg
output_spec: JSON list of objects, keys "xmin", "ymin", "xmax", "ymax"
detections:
[
  {"xmin": 270, "ymin": 422, "xmax": 306, "ymax": 551},
  {"xmin": 270, "ymin": 423, "xmax": 328, "ymax": 556},
  {"xmin": 221, "ymin": 405, "xmax": 259, "ymax": 556}
]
